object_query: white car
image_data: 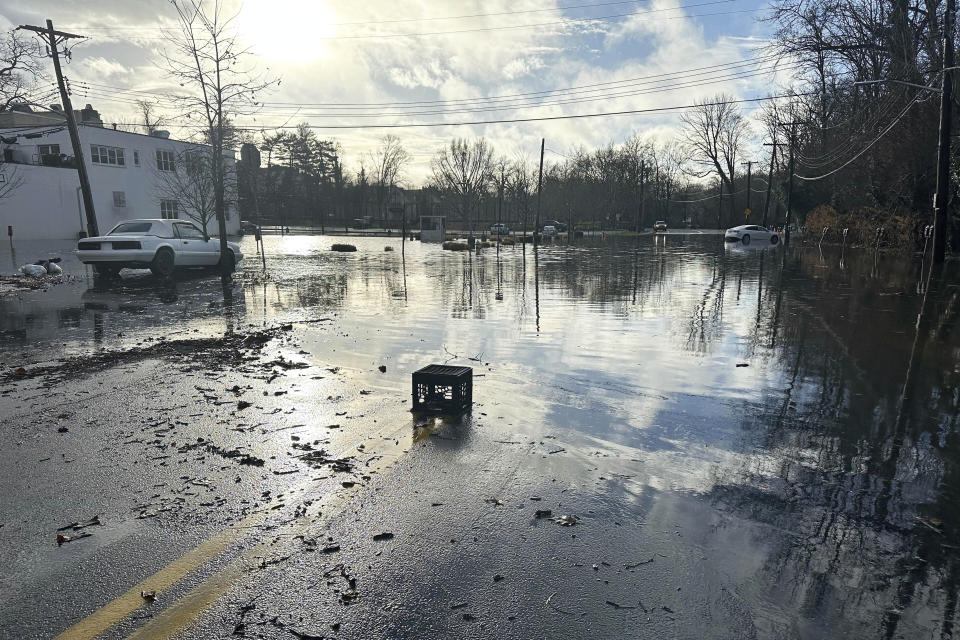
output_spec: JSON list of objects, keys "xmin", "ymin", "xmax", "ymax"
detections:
[
  {"xmin": 542, "ymin": 225, "xmax": 558, "ymax": 236},
  {"xmin": 76, "ymin": 219, "xmax": 243, "ymax": 277},
  {"xmin": 724, "ymin": 224, "xmax": 780, "ymax": 246},
  {"xmin": 490, "ymin": 223, "xmax": 510, "ymax": 235}
]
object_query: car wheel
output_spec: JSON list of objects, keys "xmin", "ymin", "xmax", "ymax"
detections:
[
  {"xmin": 150, "ymin": 248, "xmax": 176, "ymax": 277},
  {"xmin": 770, "ymin": 234, "xmax": 780, "ymax": 245},
  {"xmin": 92, "ymin": 263, "xmax": 120, "ymax": 278},
  {"xmin": 741, "ymin": 234, "xmax": 751, "ymax": 245},
  {"xmin": 219, "ymin": 249, "xmax": 236, "ymax": 274}
]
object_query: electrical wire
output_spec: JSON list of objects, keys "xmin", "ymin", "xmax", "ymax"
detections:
[
  {"xmin": 793, "ymin": 95, "xmax": 920, "ymax": 181},
  {"xmin": 74, "ymin": 91, "xmax": 815, "ymax": 131},
  {"xmin": 78, "ymin": 0, "xmax": 663, "ymax": 29},
  {"xmin": 72, "ymin": 54, "xmax": 784, "ymax": 110},
  {"xmin": 78, "ymin": 1, "xmax": 754, "ymax": 43}
]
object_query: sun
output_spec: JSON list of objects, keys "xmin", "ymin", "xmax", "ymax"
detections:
[{"xmin": 239, "ymin": 0, "xmax": 336, "ymax": 62}]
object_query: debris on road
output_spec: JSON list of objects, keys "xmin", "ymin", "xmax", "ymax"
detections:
[
  {"xmin": 535, "ymin": 509, "xmax": 553, "ymax": 519},
  {"xmin": 551, "ymin": 514, "xmax": 579, "ymax": 526},
  {"xmin": 57, "ymin": 515, "xmax": 101, "ymax": 531},
  {"xmin": 373, "ymin": 532, "xmax": 394, "ymax": 541},
  {"xmin": 141, "ymin": 590, "xmax": 157, "ymax": 602},
  {"xmin": 625, "ymin": 557, "xmax": 654, "ymax": 569},
  {"xmin": 56, "ymin": 532, "xmax": 91, "ymax": 545}
]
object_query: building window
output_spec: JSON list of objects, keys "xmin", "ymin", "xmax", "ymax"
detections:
[
  {"xmin": 160, "ymin": 200, "xmax": 179, "ymax": 219},
  {"xmin": 156, "ymin": 149, "xmax": 175, "ymax": 172},
  {"xmin": 91, "ymin": 145, "xmax": 125, "ymax": 166},
  {"xmin": 133, "ymin": 150, "xmax": 140, "ymax": 167},
  {"xmin": 38, "ymin": 144, "xmax": 60, "ymax": 156},
  {"xmin": 112, "ymin": 191, "xmax": 126, "ymax": 208}
]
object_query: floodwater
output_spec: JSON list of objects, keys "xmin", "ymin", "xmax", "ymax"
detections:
[{"xmin": 2, "ymin": 232, "xmax": 959, "ymax": 638}]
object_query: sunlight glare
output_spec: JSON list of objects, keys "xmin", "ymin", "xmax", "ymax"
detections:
[{"xmin": 240, "ymin": 0, "xmax": 336, "ymax": 61}]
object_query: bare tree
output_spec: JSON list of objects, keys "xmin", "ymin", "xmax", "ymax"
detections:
[
  {"xmin": 0, "ymin": 164, "xmax": 24, "ymax": 201},
  {"xmin": 368, "ymin": 134, "xmax": 410, "ymax": 221},
  {"xmin": 153, "ymin": 146, "xmax": 233, "ymax": 236},
  {"xmin": 430, "ymin": 138, "xmax": 493, "ymax": 238},
  {"xmin": 0, "ymin": 30, "xmax": 42, "ymax": 112},
  {"xmin": 680, "ymin": 94, "xmax": 749, "ymax": 225},
  {"xmin": 164, "ymin": 0, "xmax": 276, "ymax": 274},
  {"xmin": 507, "ymin": 154, "xmax": 534, "ymax": 235},
  {"xmin": 136, "ymin": 99, "xmax": 167, "ymax": 135},
  {"xmin": 681, "ymin": 94, "xmax": 749, "ymax": 189}
]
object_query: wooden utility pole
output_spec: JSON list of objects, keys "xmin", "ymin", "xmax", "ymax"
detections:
[
  {"xmin": 497, "ymin": 166, "xmax": 504, "ymax": 254},
  {"xmin": 535, "ymin": 138, "xmax": 544, "ymax": 243},
  {"xmin": 785, "ymin": 122, "xmax": 797, "ymax": 246},
  {"xmin": 635, "ymin": 160, "xmax": 645, "ymax": 241},
  {"xmin": 18, "ymin": 20, "xmax": 98, "ymax": 237},
  {"xmin": 933, "ymin": 0, "xmax": 955, "ymax": 262},
  {"xmin": 761, "ymin": 136, "xmax": 776, "ymax": 227},
  {"xmin": 741, "ymin": 160, "xmax": 754, "ymax": 220},
  {"xmin": 716, "ymin": 180, "xmax": 723, "ymax": 229}
]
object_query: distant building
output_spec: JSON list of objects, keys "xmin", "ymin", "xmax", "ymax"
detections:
[{"xmin": 0, "ymin": 105, "xmax": 239, "ymax": 240}]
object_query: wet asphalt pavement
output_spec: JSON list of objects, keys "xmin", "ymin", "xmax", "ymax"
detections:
[{"xmin": 1, "ymin": 232, "xmax": 959, "ymax": 639}]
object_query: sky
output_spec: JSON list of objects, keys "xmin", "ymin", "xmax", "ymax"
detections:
[{"xmin": 0, "ymin": 0, "xmax": 788, "ymax": 183}]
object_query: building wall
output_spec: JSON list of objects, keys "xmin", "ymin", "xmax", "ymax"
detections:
[
  {"xmin": 0, "ymin": 125, "xmax": 239, "ymax": 240},
  {"xmin": 0, "ymin": 164, "xmax": 85, "ymax": 240}
]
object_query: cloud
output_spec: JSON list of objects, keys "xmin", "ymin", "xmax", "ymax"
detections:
[{"xmin": 1, "ymin": 0, "xmax": 778, "ymax": 182}]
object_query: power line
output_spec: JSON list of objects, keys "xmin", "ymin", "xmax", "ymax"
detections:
[
  {"xmin": 71, "ymin": 58, "xmax": 793, "ymax": 123},
  {"xmin": 224, "ymin": 92, "xmax": 814, "ymax": 130},
  {"xmin": 794, "ymin": 96, "xmax": 920, "ymax": 181},
  {"xmin": 73, "ymin": 54, "xmax": 783, "ymax": 110},
  {"xmin": 79, "ymin": 0, "xmax": 656, "ymax": 29},
  {"xmin": 79, "ymin": 1, "xmax": 752, "ymax": 42}
]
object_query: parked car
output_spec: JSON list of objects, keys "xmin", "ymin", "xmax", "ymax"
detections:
[
  {"xmin": 543, "ymin": 219, "xmax": 568, "ymax": 232},
  {"xmin": 542, "ymin": 225, "xmax": 558, "ymax": 236},
  {"xmin": 352, "ymin": 218, "xmax": 372, "ymax": 229},
  {"xmin": 76, "ymin": 219, "xmax": 244, "ymax": 277},
  {"xmin": 240, "ymin": 221, "xmax": 259, "ymax": 234},
  {"xmin": 490, "ymin": 223, "xmax": 510, "ymax": 235},
  {"xmin": 654, "ymin": 220, "xmax": 668, "ymax": 232},
  {"xmin": 724, "ymin": 224, "xmax": 780, "ymax": 246}
]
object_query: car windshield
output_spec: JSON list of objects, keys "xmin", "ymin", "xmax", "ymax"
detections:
[{"xmin": 109, "ymin": 222, "xmax": 153, "ymax": 235}]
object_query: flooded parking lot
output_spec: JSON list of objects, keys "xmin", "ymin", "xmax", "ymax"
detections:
[{"xmin": 1, "ymin": 232, "xmax": 958, "ymax": 639}]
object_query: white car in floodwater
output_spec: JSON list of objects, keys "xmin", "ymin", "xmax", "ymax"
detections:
[
  {"xmin": 76, "ymin": 219, "xmax": 243, "ymax": 277},
  {"xmin": 724, "ymin": 224, "xmax": 780, "ymax": 246}
]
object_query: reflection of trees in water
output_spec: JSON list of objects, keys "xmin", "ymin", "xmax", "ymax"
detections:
[{"xmin": 704, "ymin": 255, "xmax": 960, "ymax": 637}]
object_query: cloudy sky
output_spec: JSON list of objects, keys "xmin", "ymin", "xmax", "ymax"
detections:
[{"xmin": 1, "ymin": 0, "xmax": 786, "ymax": 182}]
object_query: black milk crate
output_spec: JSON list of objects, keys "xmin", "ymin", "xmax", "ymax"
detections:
[{"xmin": 411, "ymin": 364, "xmax": 473, "ymax": 414}]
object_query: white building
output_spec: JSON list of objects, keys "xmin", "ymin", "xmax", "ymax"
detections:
[{"xmin": 0, "ymin": 108, "xmax": 239, "ymax": 241}]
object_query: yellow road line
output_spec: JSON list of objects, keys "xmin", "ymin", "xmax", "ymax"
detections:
[
  {"xmin": 124, "ymin": 427, "xmax": 415, "ymax": 639},
  {"xmin": 55, "ymin": 417, "xmax": 417, "ymax": 640},
  {"xmin": 53, "ymin": 510, "xmax": 268, "ymax": 640},
  {"xmin": 125, "ymin": 541, "xmax": 270, "ymax": 640}
]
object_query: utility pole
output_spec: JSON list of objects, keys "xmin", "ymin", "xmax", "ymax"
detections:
[
  {"xmin": 761, "ymin": 135, "xmax": 776, "ymax": 227},
  {"xmin": 741, "ymin": 160, "xmax": 754, "ymax": 220},
  {"xmin": 933, "ymin": 0, "xmax": 955, "ymax": 263},
  {"xmin": 535, "ymin": 138, "xmax": 544, "ymax": 244},
  {"xmin": 635, "ymin": 160, "xmax": 645, "ymax": 242},
  {"xmin": 18, "ymin": 20, "xmax": 98, "ymax": 237},
  {"xmin": 785, "ymin": 122, "xmax": 797, "ymax": 246},
  {"xmin": 716, "ymin": 180, "xmax": 723, "ymax": 229},
  {"xmin": 497, "ymin": 166, "xmax": 504, "ymax": 254}
]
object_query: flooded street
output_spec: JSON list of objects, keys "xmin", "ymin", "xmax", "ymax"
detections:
[{"xmin": 1, "ymin": 233, "xmax": 959, "ymax": 639}]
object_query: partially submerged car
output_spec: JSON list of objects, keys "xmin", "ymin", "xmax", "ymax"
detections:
[
  {"xmin": 724, "ymin": 224, "xmax": 780, "ymax": 246},
  {"xmin": 76, "ymin": 219, "xmax": 243, "ymax": 277}
]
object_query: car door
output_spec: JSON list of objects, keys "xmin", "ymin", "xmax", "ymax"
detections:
[{"xmin": 172, "ymin": 222, "xmax": 207, "ymax": 265}]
